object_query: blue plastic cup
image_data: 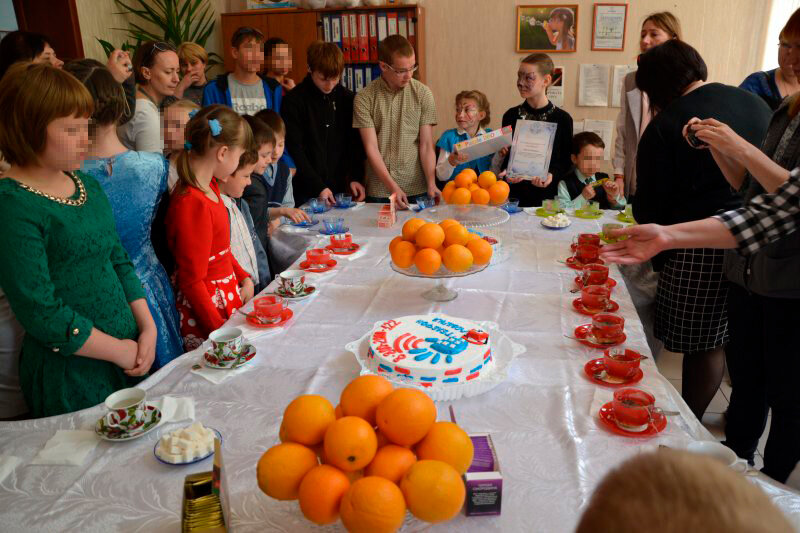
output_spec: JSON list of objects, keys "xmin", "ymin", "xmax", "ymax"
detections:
[
  {"xmin": 310, "ymin": 198, "xmax": 324, "ymax": 213},
  {"xmin": 322, "ymin": 218, "xmax": 336, "ymax": 233},
  {"xmin": 332, "ymin": 217, "xmax": 345, "ymax": 233},
  {"xmin": 336, "ymin": 194, "xmax": 352, "ymax": 208},
  {"xmin": 504, "ymin": 198, "xmax": 520, "ymax": 212}
]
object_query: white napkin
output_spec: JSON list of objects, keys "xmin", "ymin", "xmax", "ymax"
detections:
[
  {"xmin": 350, "ymin": 202, "xmax": 366, "ymax": 211},
  {"xmin": 281, "ymin": 225, "xmax": 311, "ymax": 234},
  {"xmin": 152, "ymin": 395, "xmax": 195, "ymax": 424},
  {"xmin": 344, "ymin": 241, "xmax": 369, "ymax": 261},
  {"xmin": 191, "ymin": 358, "xmax": 252, "ymax": 385},
  {"xmin": 0, "ymin": 455, "xmax": 22, "ymax": 483},
  {"xmin": 30, "ymin": 430, "xmax": 100, "ymax": 466},
  {"xmin": 523, "ymin": 207, "xmax": 538, "ymax": 216}
]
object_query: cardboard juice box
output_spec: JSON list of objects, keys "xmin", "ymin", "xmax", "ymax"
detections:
[{"xmin": 464, "ymin": 433, "xmax": 502, "ymax": 516}]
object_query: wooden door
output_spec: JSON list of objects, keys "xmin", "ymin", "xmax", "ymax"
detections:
[{"xmin": 12, "ymin": 0, "xmax": 84, "ymax": 61}]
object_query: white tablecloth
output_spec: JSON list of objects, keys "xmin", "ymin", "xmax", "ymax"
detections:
[{"xmin": 1, "ymin": 206, "xmax": 799, "ymax": 532}]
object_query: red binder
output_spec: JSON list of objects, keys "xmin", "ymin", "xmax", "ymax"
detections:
[
  {"xmin": 368, "ymin": 13, "xmax": 378, "ymax": 61},
  {"xmin": 387, "ymin": 12, "xmax": 398, "ymax": 36},
  {"xmin": 341, "ymin": 14, "xmax": 351, "ymax": 62},
  {"xmin": 358, "ymin": 13, "xmax": 369, "ymax": 62},
  {"xmin": 349, "ymin": 14, "xmax": 358, "ymax": 63}
]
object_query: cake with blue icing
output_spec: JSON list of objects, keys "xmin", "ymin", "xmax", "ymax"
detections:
[{"xmin": 367, "ymin": 314, "xmax": 493, "ymax": 387}]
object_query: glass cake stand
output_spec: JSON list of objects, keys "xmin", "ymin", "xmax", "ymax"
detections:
[
  {"xmin": 390, "ymin": 261, "xmax": 489, "ymax": 301},
  {"xmin": 421, "ymin": 204, "xmax": 509, "ymax": 228}
]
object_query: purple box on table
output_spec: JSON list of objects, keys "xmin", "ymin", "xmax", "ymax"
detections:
[{"xmin": 464, "ymin": 433, "xmax": 502, "ymax": 516}]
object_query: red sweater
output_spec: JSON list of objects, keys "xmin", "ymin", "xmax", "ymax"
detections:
[{"xmin": 166, "ymin": 180, "xmax": 249, "ymax": 333}]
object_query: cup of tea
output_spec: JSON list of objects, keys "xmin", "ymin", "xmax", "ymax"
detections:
[
  {"xmin": 603, "ymin": 347, "xmax": 642, "ymax": 379},
  {"xmin": 103, "ymin": 387, "xmax": 147, "ymax": 431},
  {"xmin": 591, "ymin": 313, "xmax": 625, "ymax": 344},
  {"xmin": 573, "ymin": 233, "xmax": 601, "ymax": 247},
  {"xmin": 624, "ymin": 203, "xmax": 634, "ymax": 219},
  {"xmin": 589, "ymin": 201, "xmax": 601, "ymax": 214},
  {"xmin": 686, "ymin": 441, "xmax": 748, "ymax": 472},
  {"xmin": 208, "ymin": 326, "xmax": 244, "ymax": 362},
  {"xmin": 276, "ymin": 269, "xmax": 306, "ymax": 295},
  {"xmin": 542, "ymin": 198, "xmax": 559, "ymax": 213},
  {"xmin": 306, "ymin": 248, "xmax": 331, "ymax": 267},
  {"xmin": 310, "ymin": 198, "xmax": 325, "ymax": 213},
  {"xmin": 602, "ymin": 223, "xmax": 623, "ymax": 242},
  {"xmin": 581, "ymin": 263, "xmax": 609, "ymax": 286},
  {"xmin": 612, "ymin": 388, "xmax": 660, "ymax": 431},
  {"xmin": 330, "ymin": 233, "xmax": 353, "ymax": 249},
  {"xmin": 582, "ymin": 285, "xmax": 611, "ymax": 313},
  {"xmin": 576, "ymin": 244, "xmax": 601, "ymax": 264},
  {"xmin": 253, "ymin": 294, "xmax": 288, "ymax": 323},
  {"xmin": 335, "ymin": 193, "xmax": 352, "ymax": 208}
]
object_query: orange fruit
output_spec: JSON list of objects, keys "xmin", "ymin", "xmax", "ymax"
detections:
[
  {"xmin": 443, "ymin": 180, "xmax": 456, "ymax": 192},
  {"xmin": 478, "ymin": 171, "xmax": 497, "ymax": 189},
  {"xmin": 365, "ymin": 444, "xmax": 417, "ymax": 484},
  {"xmin": 401, "ymin": 218, "xmax": 426, "ymax": 241},
  {"xmin": 335, "ymin": 404, "xmax": 344, "ymax": 419},
  {"xmin": 279, "ymin": 421, "xmax": 289, "ymax": 442},
  {"xmin": 401, "ymin": 460, "xmax": 466, "ymax": 523},
  {"xmin": 414, "ymin": 223, "xmax": 445, "ymax": 249},
  {"xmin": 465, "ymin": 232, "xmax": 481, "ymax": 243},
  {"xmin": 460, "ymin": 168, "xmax": 478, "ymax": 183},
  {"xmin": 344, "ymin": 469, "xmax": 365, "ymax": 483},
  {"xmin": 298, "ymin": 464, "xmax": 350, "ymax": 525},
  {"xmin": 449, "ymin": 187, "xmax": 471, "ymax": 205},
  {"xmin": 488, "ymin": 181, "xmax": 510, "ymax": 205},
  {"xmin": 414, "ymin": 248, "xmax": 442, "ymax": 275},
  {"xmin": 414, "ymin": 422, "xmax": 474, "ymax": 474},
  {"xmin": 376, "ymin": 388, "xmax": 437, "ymax": 446},
  {"xmin": 442, "ymin": 244, "xmax": 474, "ymax": 272},
  {"xmin": 466, "ymin": 238, "xmax": 493, "ymax": 265},
  {"xmin": 257, "ymin": 442, "xmax": 319, "ymax": 500},
  {"xmin": 282, "ymin": 394, "xmax": 336, "ymax": 446},
  {"xmin": 468, "ymin": 183, "xmax": 480, "ymax": 192},
  {"xmin": 390, "ymin": 240, "xmax": 416, "ymax": 269},
  {"xmin": 340, "ymin": 477, "xmax": 406, "ymax": 533},
  {"xmin": 443, "ymin": 224, "xmax": 469, "ymax": 247},
  {"xmin": 453, "ymin": 173, "xmax": 472, "ymax": 189},
  {"xmin": 324, "ymin": 416, "xmax": 378, "ymax": 472},
  {"xmin": 340, "ymin": 375, "xmax": 394, "ymax": 426},
  {"xmin": 438, "ymin": 219, "xmax": 459, "ymax": 230},
  {"xmin": 388, "ymin": 236, "xmax": 404, "ymax": 253},
  {"xmin": 471, "ymin": 187, "xmax": 490, "ymax": 205},
  {"xmin": 442, "ymin": 185, "xmax": 455, "ymax": 203}
]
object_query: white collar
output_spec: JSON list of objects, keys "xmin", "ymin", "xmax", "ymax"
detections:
[{"xmin": 456, "ymin": 127, "xmax": 487, "ymax": 138}]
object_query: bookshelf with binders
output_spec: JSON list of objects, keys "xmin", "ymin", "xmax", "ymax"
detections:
[{"xmin": 220, "ymin": 4, "xmax": 425, "ymax": 94}]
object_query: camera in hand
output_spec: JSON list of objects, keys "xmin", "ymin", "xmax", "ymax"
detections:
[{"xmin": 686, "ymin": 125, "xmax": 708, "ymax": 148}]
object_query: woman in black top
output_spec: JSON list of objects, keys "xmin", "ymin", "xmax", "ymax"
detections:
[{"xmin": 634, "ymin": 40, "xmax": 771, "ymax": 421}]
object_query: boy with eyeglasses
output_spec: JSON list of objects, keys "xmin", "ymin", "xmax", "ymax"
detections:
[
  {"xmin": 353, "ymin": 35, "xmax": 438, "ymax": 208},
  {"xmin": 495, "ymin": 52, "xmax": 573, "ymax": 208}
]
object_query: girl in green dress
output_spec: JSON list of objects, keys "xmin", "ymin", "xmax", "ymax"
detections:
[{"xmin": 0, "ymin": 62, "xmax": 157, "ymax": 417}]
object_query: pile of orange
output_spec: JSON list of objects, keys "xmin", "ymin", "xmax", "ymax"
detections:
[
  {"xmin": 257, "ymin": 375, "xmax": 473, "ymax": 532},
  {"xmin": 389, "ymin": 218, "xmax": 493, "ymax": 274},
  {"xmin": 442, "ymin": 169, "xmax": 510, "ymax": 206}
]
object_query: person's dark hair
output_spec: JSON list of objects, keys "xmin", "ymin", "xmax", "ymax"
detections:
[
  {"xmin": 132, "ymin": 40, "xmax": 177, "ymax": 85},
  {"xmin": 265, "ymin": 37, "xmax": 288, "ymax": 57},
  {"xmin": 242, "ymin": 114, "xmax": 276, "ymax": 148},
  {"xmin": 64, "ymin": 59, "xmax": 127, "ymax": 134},
  {"xmin": 635, "ymin": 40, "xmax": 707, "ymax": 114},
  {"xmin": 0, "ymin": 31, "xmax": 49, "ymax": 80},
  {"xmin": 254, "ymin": 108, "xmax": 285, "ymax": 138},
  {"xmin": 232, "ymin": 26, "xmax": 265, "ymax": 48},
  {"xmin": 572, "ymin": 131, "xmax": 605, "ymax": 156},
  {"xmin": 236, "ymin": 149, "xmax": 259, "ymax": 171}
]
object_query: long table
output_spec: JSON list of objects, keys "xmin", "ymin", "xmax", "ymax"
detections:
[{"xmin": 1, "ymin": 205, "xmax": 799, "ymax": 532}]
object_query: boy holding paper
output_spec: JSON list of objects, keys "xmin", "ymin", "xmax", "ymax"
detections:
[
  {"xmin": 353, "ymin": 35, "xmax": 439, "ymax": 208},
  {"xmin": 496, "ymin": 53, "xmax": 573, "ymax": 207}
]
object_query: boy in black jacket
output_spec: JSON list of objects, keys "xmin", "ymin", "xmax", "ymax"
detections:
[
  {"xmin": 280, "ymin": 41, "xmax": 365, "ymax": 207},
  {"xmin": 557, "ymin": 131, "xmax": 626, "ymax": 210}
]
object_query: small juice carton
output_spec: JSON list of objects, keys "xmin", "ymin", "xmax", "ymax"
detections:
[
  {"xmin": 464, "ymin": 433, "xmax": 502, "ymax": 516},
  {"xmin": 377, "ymin": 193, "xmax": 397, "ymax": 227}
]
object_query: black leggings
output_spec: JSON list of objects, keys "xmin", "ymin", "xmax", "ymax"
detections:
[{"xmin": 724, "ymin": 284, "xmax": 800, "ymax": 483}]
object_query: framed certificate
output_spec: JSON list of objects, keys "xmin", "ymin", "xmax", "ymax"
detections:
[
  {"xmin": 592, "ymin": 3, "xmax": 628, "ymax": 51},
  {"xmin": 507, "ymin": 120, "xmax": 557, "ymax": 179}
]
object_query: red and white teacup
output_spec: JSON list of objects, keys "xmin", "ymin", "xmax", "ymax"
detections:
[
  {"xmin": 612, "ymin": 388, "xmax": 661, "ymax": 431},
  {"xmin": 591, "ymin": 313, "xmax": 625, "ymax": 344},
  {"xmin": 253, "ymin": 295, "xmax": 288, "ymax": 323},
  {"xmin": 103, "ymin": 387, "xmax": 147, "ymax": 431},
  {"xmin": 306, "ymin": 248, "xmax": 331, "ymax": 267},
  {"xmin": 581, "ymin": 285, "xmax": 611, "ymax": 313},
  {"xmin": 603, "ymin": 347, "xmax": 642, "ymax": 379},
  {"xmin": 581, "ymin": 264, "xmax": 609, "ymax": 286}
]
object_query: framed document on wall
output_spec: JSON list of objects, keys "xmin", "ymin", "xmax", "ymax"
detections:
[{"xmin": 591, "ymin": 3, "xmax": 628, "ymax": 51}]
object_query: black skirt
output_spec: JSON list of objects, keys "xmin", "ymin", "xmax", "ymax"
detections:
[{"xmin": 654, "ymin": 249, "xmax": 730, "ymax": 353}]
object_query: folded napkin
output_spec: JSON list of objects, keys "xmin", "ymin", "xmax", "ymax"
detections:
[
  {"xmin": 0, "ymin": 455, "xmax": 22, "ymax": 483},
  {"xmin": 152, "ymin": 395, "xmax": 195, "ymax": 424},
  {"xmin": 523, "ymin": 207, "xmax": 538, "ymax": 216},
  {"xmin": 30, "ymin": 430, "xmax": 100, "ymax": 466},
  {"xmin": 191, "ymin": 358, "xmax": 252, "ymax": 385}
]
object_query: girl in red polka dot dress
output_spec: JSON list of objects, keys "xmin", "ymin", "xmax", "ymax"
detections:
[{"xmin": 166, "ymin": 105, "xmax": 256, "ymax": 350}]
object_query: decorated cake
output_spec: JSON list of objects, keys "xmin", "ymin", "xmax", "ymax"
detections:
[{"xmin": 366, "ymin": 314, "xmax": 492, "ymax": 387}]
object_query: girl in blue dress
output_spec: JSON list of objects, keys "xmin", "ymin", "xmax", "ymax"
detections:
[
  {"xmin": 67, "ymin": 59, "xmax": 183, "ymax": 369},
  {"xmin": 435, "ymin": 90, "xmax": 498, "ymax": 187}
]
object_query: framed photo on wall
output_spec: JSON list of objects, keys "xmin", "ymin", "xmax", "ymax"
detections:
[
  {"xmin": 517, "ymin": 5, "xmax": 578, "ymax": 53},
  {"xmin": 591, "ymin": 3, "xmax": 628, "ymax": 51}
]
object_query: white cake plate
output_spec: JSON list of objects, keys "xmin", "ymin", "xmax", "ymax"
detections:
[
  {"xmin": 345, "ymin": 320, "xmax": 526, "ymax": 402},
  {"xmin": 390, "ymin": 261, "xmax": 489, "ymax": 302}
]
